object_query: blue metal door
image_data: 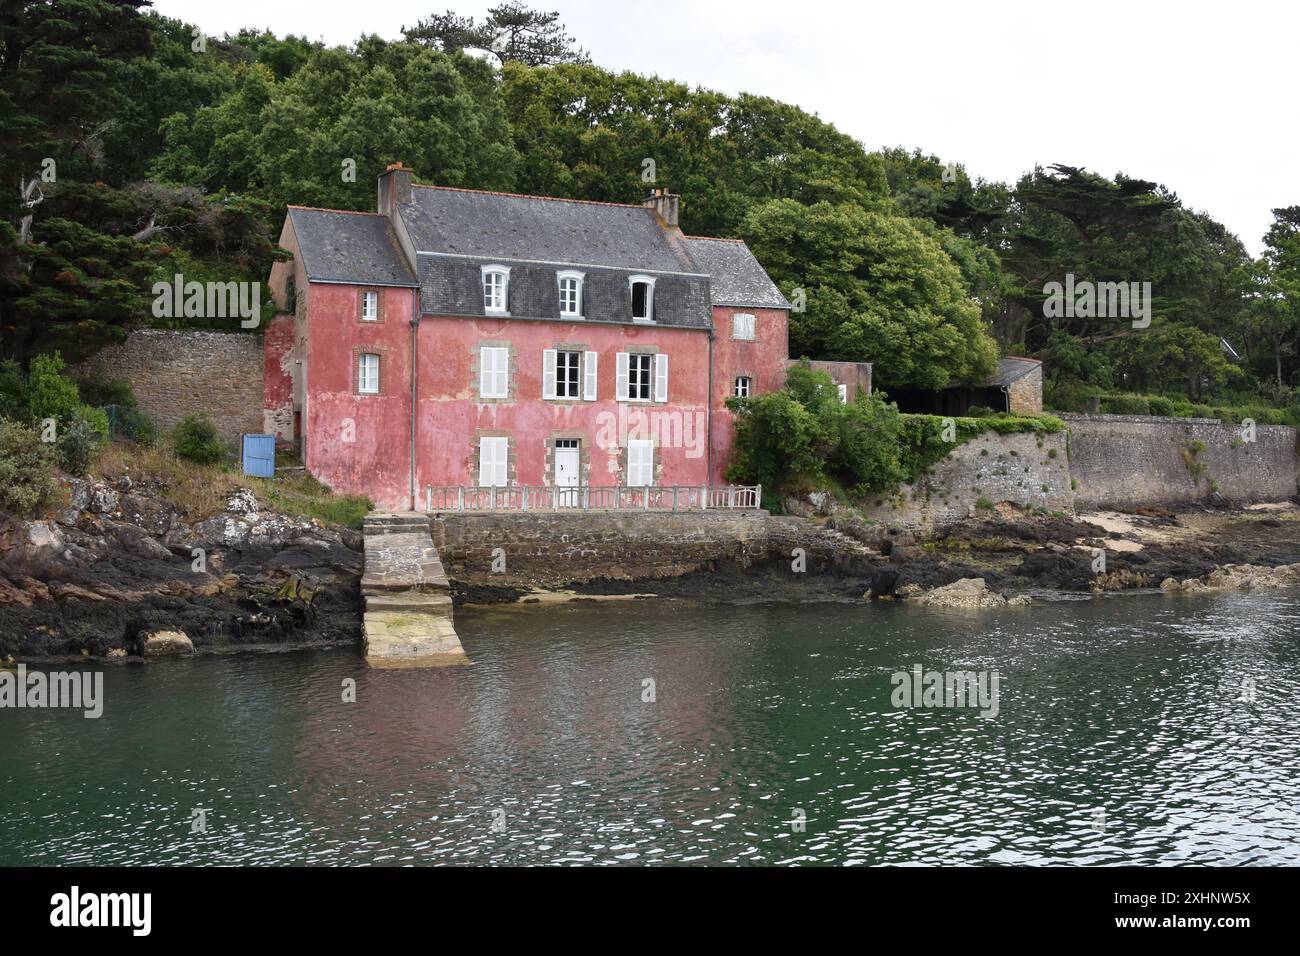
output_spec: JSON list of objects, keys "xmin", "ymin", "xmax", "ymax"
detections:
[{"xmin": 242, "ymin": 434, "xmax": 276, "ymax": 478}]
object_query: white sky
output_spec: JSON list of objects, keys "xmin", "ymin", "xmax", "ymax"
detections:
[{"xmin": 151, "ymin": 0, "xmax": 1296, "ymax": 255}]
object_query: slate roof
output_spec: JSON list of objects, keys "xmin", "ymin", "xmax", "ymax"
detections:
[
  {"xmin": 398, "ymin": 186, "xmax": 702, "ymax": 274},
  {"xmin": 685, "ymin": 237, "xmax": 792, "ymax": 309},
  {"xmin": 285, "ymin": 186, "xmax": 790, "ymax": 328},
  {"xmin": 400, "ymin": 186, "xmax": 718, "ymax": 327},
  {"xmin": 286, "ymin": 208, "xmax": 417, "ymax": 287},
  {"xmin": 987, "ymin": 357, "xmax": 1043, "ymax": 387}
]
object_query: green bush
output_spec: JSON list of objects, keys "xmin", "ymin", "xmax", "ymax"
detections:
[
  {"xmin": 0, "ymin": 420, "xmax": 62, "ymax": 517},
  {"xmin": 173, "ymin": 413, "xmax": 226, "ymax": 464},
  {"xmin": 726, "ymin": 361, "xmax": 905, "ymax": 496},
  {"xmin": 0, "ymin": 359, "xmax": 26, "ymax": 420},
  {"xmin": 1147, "ymin": 396, "xmax": 1175, "ymax": 416},
  {"xmin": 26, "ymin": 353, "xmax": 83, "ymax": 427},
  {"xmin": 57, "ymin": 407, "xmax": 109, "ymax": 476},
  {"xmin": 1101, "ymin": 394, "xmax": 1150, "ymax": 415}
]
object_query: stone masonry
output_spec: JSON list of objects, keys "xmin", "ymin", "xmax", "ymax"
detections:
[
  {"xmin": 361, "ymin": 512, "xmax": 466, "ymax": 666},
  {"xmin": 73, "ymin": 329, "xmax": 265, "ymax": 440}
]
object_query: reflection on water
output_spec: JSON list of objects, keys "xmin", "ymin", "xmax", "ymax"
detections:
[{"xmin": 2, "ymin": 590, "xmax": 1298, "ymax": 865}]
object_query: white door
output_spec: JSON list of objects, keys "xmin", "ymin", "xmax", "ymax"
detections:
[{"xmin": 555, "ymin": 440, "xmax": 580, "ymax": 506}]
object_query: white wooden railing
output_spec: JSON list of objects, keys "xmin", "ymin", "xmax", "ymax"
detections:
[{"xmin": 424, "ymin": 484, "xmax": 762, "ymax": 513}]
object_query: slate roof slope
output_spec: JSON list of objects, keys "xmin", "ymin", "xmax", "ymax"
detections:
[
  {"xmin": 685, "ymin": 237, "xmax": 791, "ymax": 309},
  {"xmin": 398, "ymin": 186, "xmax": 703, "ymax": 274},
  {"xmin": 287, "ymin": 207, "xmax": 418, "ymax": 287},
  {"xmin": 987, "ymin": 357, "xmax": 1043, "ymax": 387}
]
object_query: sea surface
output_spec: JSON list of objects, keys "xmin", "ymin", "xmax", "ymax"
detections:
[{"xmin": 2, "ymin": 591, "xmax": 1298, "ymax": 865}]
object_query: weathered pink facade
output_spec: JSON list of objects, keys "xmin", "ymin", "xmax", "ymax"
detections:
[{"xmin": 265, "ymin": 168, "xmax": 810, "ymax": 510}]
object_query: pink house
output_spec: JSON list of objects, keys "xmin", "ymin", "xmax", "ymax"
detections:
[{"xmin": 265, "ymin": 164, "xmax": 795, "ymax": 511}]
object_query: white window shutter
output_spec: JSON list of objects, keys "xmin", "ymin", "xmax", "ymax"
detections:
[
  {"xmin": 480, "ymin": 437, "xmax": 507, "ymax": 487},
  {"xmin": 628, "ymin": 439, "xmax": 653, "ymax": 486},
  {"xmin": 494, "ymin": 349, "xmax": 508, "ymax": 398},
  {"xmin": 654, "ymin": 353, "xmax": 668, "ymax": 402},
  {"xmin": 542, "ymin": 349, "xmax": 557, "ymax": 400},
  {"xmin": 479, "ymin": 347, "xmax": 491, "ymax": 397},
  {"xmin": 584, "ymin": 351, "xmax": 598, "ymax": 400},
  {"xmin": 616, "ymin": 352, "xmax": 629, "ymax": 401}
]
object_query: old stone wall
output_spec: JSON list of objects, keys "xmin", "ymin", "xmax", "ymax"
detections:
[
  {"xmin": 1063, "ymin": 413, "xmax": 1298, "ymax": 508},
  {"xmin": 855, "ymin": 429, "xmax": 1073, "ymax": 534},
  {"xmin": 1007, "ymin": 366, "xmax": 1043, "ymax": 413},
  {"xmin": 430, "ymin": 510, "xmax": 772, "ymax": 587},
  {"xmin": 73, "ymin": 330, "xmax": 264, "ymax": 440}
]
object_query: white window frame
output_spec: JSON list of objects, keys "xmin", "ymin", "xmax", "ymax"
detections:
[
  {"xmin": 627, "ymin": 439, "xmax": 654, "ymax": 487},
  {"xmin": 482, "ymin": 265, "xmax": 511, "ymax": 315},
  {"xmin": 618, "ymin": 352, "xmax": 654, "ymax": 402},
  {"xmin": 479, "ymin": 346, "xmax": 509, "ymax": 399},
  {"xmin": 358, "ymin": 353, "xmax": 380, "ymax": 394},
  {"xmin": 734, "ymin": 375, "xmax": 752, "ymax": 397},
  {"xmin": 557, "ymin": 270, "xmax": 584, "ymax": 318},
  {"xmin": 479, "ymin": 436, "xmax": 508, "ymax": 487},
  {"xmin": 361, "ymin": 290, "xmax": 379, "ymax": 321},
  {"xmin": 544, "ymin": 348, "xmax": 582, "ymax": 400},
  {"xmin": 629, "ymin": 274, "xmax": 656, "ymax": 323},
  {"xmin": 732, "ymin": 312, "xmax": 755, "ymax": 340}
]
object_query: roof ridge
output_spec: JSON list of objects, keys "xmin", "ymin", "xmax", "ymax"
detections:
[
  {"xmin": 410, "ymin": 183, "xmax": 648, "ymax": 211},
  {"xmin": 288, "ymin": 205, "xmax": 384, "ymax": 217},
  {"xmin": 684, "ymin": 234, "xmax": 747, "ymax": 243}
]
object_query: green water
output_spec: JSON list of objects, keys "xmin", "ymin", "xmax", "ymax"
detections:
[{"xmin": 2, "ymin": 591, "xmax": 1298, "ymax": 865}]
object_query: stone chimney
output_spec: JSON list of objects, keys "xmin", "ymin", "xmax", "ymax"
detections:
[
  {"xmin": 378, "ymin": 161, "xmax": 413, "ymax": 216},
  {"xmin": 642, "ymin": 187, "xmax": 680, "ymax": 228}
]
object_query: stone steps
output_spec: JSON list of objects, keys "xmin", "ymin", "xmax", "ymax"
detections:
[{"xmin": 361, "ymin": 511, "xmax": 466, "ymax": 667}]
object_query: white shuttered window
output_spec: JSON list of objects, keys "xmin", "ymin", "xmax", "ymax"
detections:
[
  {"xmin": 627, "ymin": 439, "xmax": 654, "ymax": 487},
  {"xmin": 479, "ymin": 347, "xmax": 509, "ymax": 398},
  {"xmin": 479, "ymin": 437, "xmax": 508, "ymax": 487}
]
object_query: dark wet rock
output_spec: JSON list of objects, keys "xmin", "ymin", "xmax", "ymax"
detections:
[{"xmin": 0, "ymin": 481, "xmax": 362, "ymax": 661}]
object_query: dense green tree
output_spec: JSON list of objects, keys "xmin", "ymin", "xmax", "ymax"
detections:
[{"xmin": 742, "ymin": 198, "xmax": 998, "ymax": 390}]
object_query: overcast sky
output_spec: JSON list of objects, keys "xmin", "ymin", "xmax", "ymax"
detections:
[{"xmin": 151, "ymin": 0, "xmax": 1295, "ymax": 255}]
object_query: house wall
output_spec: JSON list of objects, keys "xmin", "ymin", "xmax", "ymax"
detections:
[
  {"xmin": 709, "ymin": 306, "xmax": 790, "ymax": 481},
  {"xmin": 412, "ymin": 315, "xmax": 714, "ymax": 506},
  {"xmin": 794, "ymin": 359, "xmax": 873, "ymax": 403},
  {"xmin": 1007, "ymin": 366, "xmax": 1043, "ymax": 414},
  {"xmin": 303, "ymin": 283, "xmax": 418, "ymax": 508},
  {"xmin": 262, "ymin": 313, "xmax": 295, "ymax": 440}
]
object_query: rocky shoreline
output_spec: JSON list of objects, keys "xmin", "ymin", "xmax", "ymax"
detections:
[
  {"xmin": 0, "ymin": 477, "xmax": 361, "ymax": 662},
  {"xmin": 3, "ymin": 477, "xmax": 1299, "ymax": 661}
]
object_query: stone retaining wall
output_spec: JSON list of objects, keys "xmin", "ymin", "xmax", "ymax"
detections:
[
  {"xmin": 854, "ymin": 429, "xmax": 1073, "ymax": 534},
  {"xmin": 430, "ymin": 510, "xmax": 772, "ymax": 587},
  {"xmin": 1063, "ymin": 413, "xmax": 1298, "ymax": 508},
  {"xmin": 73, "ymin": 330, "xmax": 264, "ymax": 441}
]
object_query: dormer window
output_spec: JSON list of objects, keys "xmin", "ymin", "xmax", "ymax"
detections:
[
  {"xmin": 482, "ymin": 265, "xmax": 510, "ymax": 315},
  {"xmin": 557, "ymin": 270, "xmax": 584, "ymax": 317},
  {"xmin": 630, "ymin": 275, "xmax": 656, "ymax": 322}
]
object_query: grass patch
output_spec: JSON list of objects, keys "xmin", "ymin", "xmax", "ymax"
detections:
[{"xmin": 95, "ymin": 443, "xmax": 372, "ymax": 529}]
